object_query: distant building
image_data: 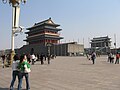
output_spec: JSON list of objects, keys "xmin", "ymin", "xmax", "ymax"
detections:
[
  {"xmin": 19, "ymin": 18, "xmax": 63, "ymax": 55},
  {"xmin": 91, "ymin": 36, "xmax": 111, "ymax": 48},
  {"xmin": 18, "ymin": 18, "xmax": 84, "ymax": 56},
  {"xmin": 90, "ymin": 36, "xmax": 111, "ymax": 54},
  {"xmin": 50, "ymin": 42, "xmax": 84, "ymax": 56}
]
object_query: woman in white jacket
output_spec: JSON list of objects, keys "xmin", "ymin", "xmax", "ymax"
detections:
[{"xmin": 10, "ymin": 54, "xmax": 20, "ymax": 90}]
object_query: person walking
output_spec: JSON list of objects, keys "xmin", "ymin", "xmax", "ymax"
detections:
[
  {"xmin": 115, "ymin": 52, "xmax": 120, "ymax": 64},
  {"xmin": 109, "ymin": 53, "xmax": 114, "ymax": 63},
  {"xmin": 10, "ymin": 54, "xmax": 20, "ymax": 90},
  {"xmin": 40, "ymin": 54, "xmax": 44, "ymax": 65},
  {"xmin": 18, "ymin": 54, "xmax": 31, "ymax": 90},
  {"xmin": 31, "ymin": 54, "xmax": 35, "ymax": 65},
  {"xmin": 91, "ymin": 52, "xmax": 96, "ymax": 64},
  {"xmin": 1, "ymin": 54, "xmax": 6, "ymax": 68},
  {"xmin": 47, "ymin": 54, "xmax": 51, "ymax": 64},
  {"xmin": 107, "ymin": 53, "xmax": 110, "ymax": 62}
]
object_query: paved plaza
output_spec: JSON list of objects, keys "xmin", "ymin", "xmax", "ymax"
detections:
[{"xmin": 0, "ymin": 56, "xmax": 120, "ymax": 90}]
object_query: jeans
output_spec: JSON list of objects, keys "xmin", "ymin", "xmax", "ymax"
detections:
[
  {"xmin": 92, "ymin": 59, "xmax": 95, "ymax": 64},
  {"xmin": 32, "ymin": 59, "xmax": 35, "ymax": 65},
  {"xmin": 115, "ymin": 58, "xmax": 119, "ymax": 64},
  {"xmin": 48, "ymin": 59, "xmax": 50, "ymax": 64},
  {"xmin": 10, "ymin": 71, "xmax": 19, "ymax": 90},
  {"xmin": 18, "ymin": 73, "xmax": 30, "ymax": 90}
]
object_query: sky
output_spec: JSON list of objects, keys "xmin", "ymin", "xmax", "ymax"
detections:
[{"xmin": 1, "ymin": 0, "xmax": 120, "ymax": 50}]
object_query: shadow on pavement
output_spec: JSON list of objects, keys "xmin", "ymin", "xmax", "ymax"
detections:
[
  {"xmin": 0, "ymin": 88, "xmax": 9, "ymax": 90},
  {"xmin": 81, "ymin": 64, "xmax": 93, "ymax": 65},
  {"xmin": 0, "ymin": 88, "xmax": 21, "ymax": 90}
]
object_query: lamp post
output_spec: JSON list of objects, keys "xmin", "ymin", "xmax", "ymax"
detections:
[
  {"xmin": 114, "ymin": 34, "xmax": 117, "ymax": 54},
  {"xmin": 2, "ymin": 0, "xmax": 27, "ymax": 65}
]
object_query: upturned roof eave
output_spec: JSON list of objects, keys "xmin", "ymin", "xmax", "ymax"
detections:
[{"xmin": 27, "ymin": 23, "xmax": 60, "ymax": 30}]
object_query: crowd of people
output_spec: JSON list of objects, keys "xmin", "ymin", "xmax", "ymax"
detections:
[
  {"xmin": 107, "ymin": 52, "xmax": 120, "ymax": 64},
  {"xmin": 86, "ymin": 52, "xmax": 120, "ymax": 65},
  {"xmin": 0, "ymin": 53, "xmax": 56, "ymax": 68},
  {"xmin": 29, "ymin": 53, "xmax": 56, "ymax": 65},
  {"xmin": 0, "ymin": 53, "xmax": 56, "ymax": 90},
  {"xmin": 1, "ymin": 51, "xmax": 120, "ymax": 89}
]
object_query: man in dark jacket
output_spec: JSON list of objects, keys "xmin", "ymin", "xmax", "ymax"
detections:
[{"xmin": 91, "ymin": 52, "xmax": 96, "ymax": 64}]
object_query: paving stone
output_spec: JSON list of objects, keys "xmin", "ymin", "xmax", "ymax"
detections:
[{"xmin": 0, "ymin": 56, "xmax": 120, "ymax": 90}]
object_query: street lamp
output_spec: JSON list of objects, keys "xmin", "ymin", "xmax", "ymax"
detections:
[{"xmin": 2, "ymin": 0, "xmax": 27, "ymax": 65}]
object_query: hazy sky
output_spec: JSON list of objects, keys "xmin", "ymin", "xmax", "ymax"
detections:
[{"xmin": 1, "ymin": 0, "xmax": 120, "ymax": 50}]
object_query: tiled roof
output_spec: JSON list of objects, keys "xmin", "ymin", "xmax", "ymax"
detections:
[{"xmin": 27, "ymin": 18, "xmax": 60, "ymax": 30}]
